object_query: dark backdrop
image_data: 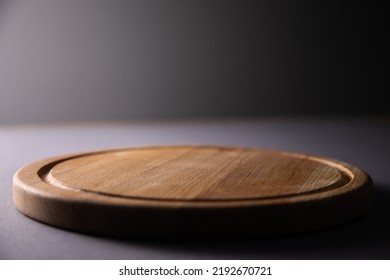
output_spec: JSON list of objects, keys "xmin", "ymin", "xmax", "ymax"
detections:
[{"xmin": 0, "ymin": 0, "xmax": 387, "ymax": 124}]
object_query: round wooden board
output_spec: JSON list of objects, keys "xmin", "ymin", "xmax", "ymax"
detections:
[{"xmin": 13, "ymin": 146, "xmax": 372, "ymax": 238}]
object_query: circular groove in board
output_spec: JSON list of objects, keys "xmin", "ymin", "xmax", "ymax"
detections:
[{"xmin": 13, "ymin": 146, "xmax": 373, "ymax": 238}]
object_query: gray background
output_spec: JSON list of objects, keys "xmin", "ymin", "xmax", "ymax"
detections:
[
  {"xmin": 0, "ymin": 1, "xmax": 389, "ymax": 260},
  {"xmin": 0, "ymin": 0, "xmax": 387, "ymax": 124}
]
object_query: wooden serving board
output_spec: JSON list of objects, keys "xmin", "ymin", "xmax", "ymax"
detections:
[{"xmin": 13, "ymin": 146, "xmax": 372, "ymax": 238}]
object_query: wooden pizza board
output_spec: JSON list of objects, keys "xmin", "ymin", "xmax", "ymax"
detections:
[{"xmin": 13, "ymin": 146, "xmax": 372, "ymax": 238}]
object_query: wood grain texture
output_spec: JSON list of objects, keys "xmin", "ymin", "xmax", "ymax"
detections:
[{"xmin": 13, "ymin": 146, "xmax": 372, "ymax": 238}]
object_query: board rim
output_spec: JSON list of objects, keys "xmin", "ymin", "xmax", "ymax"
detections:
[
  {"xmin": 13, "ymin": 145, "xmax": 373, "ymax": 238},
  {"xmin": 14, "ymin": 145, "xmax": 371, "ymax": 208}
]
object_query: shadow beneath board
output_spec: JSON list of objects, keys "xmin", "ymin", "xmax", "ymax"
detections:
[{"xmin": 111, "ymin": 183, "xmax": 390, "ymax": 259}]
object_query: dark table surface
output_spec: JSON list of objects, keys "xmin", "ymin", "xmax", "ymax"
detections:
[{"xmin": 1, "ymin": 117, "xmax": 389, "ymax": 259}]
